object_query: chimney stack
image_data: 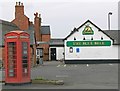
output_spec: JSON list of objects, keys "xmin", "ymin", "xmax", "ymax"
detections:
[
  {"xmin": 12, "ymin": 2, "xmax": 29, "ymax": 30},
  {"xmin": 15, "ymin": 2, "xmax": 24, "ymax": 18},
  {"xmin": 34, "ymin": 12, "xmax": 41, "ymax": 41}
]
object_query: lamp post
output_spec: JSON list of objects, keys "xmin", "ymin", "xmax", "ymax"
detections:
[{"xmin": 108, "ymin": 12, "xmax": 112, "ymax": 30}]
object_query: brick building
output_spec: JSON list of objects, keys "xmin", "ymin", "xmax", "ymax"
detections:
[
  {"xmin": 12, "ymin": 2, "xmax": 51, "ymax": 63},
  {"xmin": 0, "ymin": 2, "xmax": 51, "ymax": 66}
]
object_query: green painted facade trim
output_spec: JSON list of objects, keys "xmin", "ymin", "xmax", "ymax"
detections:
[{"xmin": 66, "ymin": 40, "xmax": 111, "ymax": 47}]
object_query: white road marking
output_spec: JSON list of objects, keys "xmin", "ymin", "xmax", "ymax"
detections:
[
  {"xmin": 57, "ymin": 65, "xmax": 61, "ymax": 67},
  {"xmin": 56, "ymin": 75, "xmax": 68, "ymax": 77},
  {"xmin": 64, "ymin": 64, "xmax": 66, "ymax": 67},
  {"xmin": 109, "ymin": 64, "xmax": 113, "ymax": 66},
  {"xmin": 87, "ymin": 64, "xmax": 89, "ymax": 67},
  {"xmin": 74, "ymin": 65, "xmax": 77, "ymax": 67}
]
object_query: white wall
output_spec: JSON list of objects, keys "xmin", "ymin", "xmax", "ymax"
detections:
[
  {"xmin": 56, "ymin": 47, "xmax": 64, "ymax": 60},
  {"xmin": 65, "ymin": 45, "xmax": 118, "ymax": 60},
  {"xmin": 65, "ymin": 21, "xmax": 118, "ymax": 60},
  {"xmin": 49, "ymin": 47, "xmax": 64, "ymax": 60}
]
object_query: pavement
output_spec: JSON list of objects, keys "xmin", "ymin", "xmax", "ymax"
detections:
[{"xmin": 1, "ymin": 61, "xmax": 119, "ymax": 89}]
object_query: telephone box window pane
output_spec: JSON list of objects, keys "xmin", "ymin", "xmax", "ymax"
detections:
[
  {"xmin": 22, "ymin": 42, "xmax": 27, "ymax": 49},
  {"xmin": 9, "ymin": 69, "xmax": 14, "ymax": 73},
  {"xmin": 23, "ymin": 64, "xmax": 28, "ymax": 68},
  {"xmin": 23, "ymin": 50, "xmax": 27, "ymax": 54},
  {"xmin": 9, "ymin": 73, "xmax": 14, "ymax": 77},
  {"xmin": 23, "ymin": 56, "xmax": 27, "ymax": 59},
  {"xmin": 23, "ymin": 60, "xmax": 27, "ymax": 63}
]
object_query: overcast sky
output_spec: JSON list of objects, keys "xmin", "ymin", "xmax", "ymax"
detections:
[{"xmin": 0, "ymin": 0, "xmax": 119, "ymax": 38}]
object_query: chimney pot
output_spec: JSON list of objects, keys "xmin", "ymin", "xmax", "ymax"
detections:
[
  {"xmin": 19, "ymin": 2, "xmax": 21, "ymax": 5},
  {"xmin": 34, "ymin": 12, "xmax": 38, "ymax": 17},
  {"xmin": 16, "ymin": 2, "xmax": 19, "ymax": 6},
  {"xmin": 36, "ymin": 12, "xmax": 38, "ymax": 16},
  {"xmin": 21, "ymin": 3, "xmax": 23, "ymax": 6}
]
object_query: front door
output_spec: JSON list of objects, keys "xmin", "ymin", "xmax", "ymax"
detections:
[
  {"xmin": 51, "ymin": 48, "xmax": 56, "ymax": 60},
  {"xmin": 36, "ymin": 48, "xmax": 43, "ymax": 64},
  {"xmin": 39, "ymin": 48, "xmax": 43, "ymax": 64}
]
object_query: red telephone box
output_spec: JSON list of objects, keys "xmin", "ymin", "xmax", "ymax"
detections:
[{"xmin": 4, "ymin": 31, "xmax": 31, "ymax": 84}]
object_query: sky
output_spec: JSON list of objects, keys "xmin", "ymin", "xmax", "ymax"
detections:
[{"xmin": 0, "ymin": 0, "xmax": 119, "ymax": 38}]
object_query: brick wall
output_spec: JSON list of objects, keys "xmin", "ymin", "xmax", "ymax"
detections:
[
  {"xmin": 12, "ymin": 15, "xmax": 29, "ymax": 30},
  {"xmin": 41, "ymin": 34, "xmax": 50, "ymax": 61},
  {"xmin": 42, "ymin": 35, "xmax": 50, "ymax": 42}
]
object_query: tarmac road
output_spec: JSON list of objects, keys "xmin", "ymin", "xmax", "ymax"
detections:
[{"xmin": 2, "ymin": 61, "xmax": 119, "ymax": 89}]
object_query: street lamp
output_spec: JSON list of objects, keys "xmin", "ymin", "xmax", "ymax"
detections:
[{"xmin": 108, "ymin": 12, "xmax": 112, "ymax": 30}]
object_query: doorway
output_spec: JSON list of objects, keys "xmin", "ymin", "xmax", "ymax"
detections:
[
  {"xmin": 36, "ymin": 48, "xmax": 43, "ymax": 64},
  {"xmin": 51, "ymin": 48, "xmax": 56, "ymax": 60}
]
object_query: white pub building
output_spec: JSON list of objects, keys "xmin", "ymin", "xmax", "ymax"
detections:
[{"xmin": 64, "ymin": 20, "xmax": 119, "ymax": 64}]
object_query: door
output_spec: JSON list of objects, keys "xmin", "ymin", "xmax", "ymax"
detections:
[
  {"xmin": 7, "ymin": 42, "xmax": 17, "ymax": 77},
  {"xmin": 36, "ymin": 48, "xmax": 43, "ymax": 64},
  {"xmin": 51, "ymin": 48, "xmax": 56, "ymax": 60},
  {"xmin": 39, "ymin": 48, "xmax": 43, "ymax": 64}
]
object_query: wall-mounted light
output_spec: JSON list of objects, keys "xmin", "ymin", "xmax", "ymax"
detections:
[
  {"xmin": 101, "ymin": 37, "xmax": 103, "ymax": 40},
  {"xmin": 69, "ymin": 47, "xmax": 73, "ymax": 53},
  {"xmin": 83, "ymin": 37, "xmax": 85, "ymax": 40},
  {"xmin": 74, "ymin": 37, "xmax": 76, "ymax": 40},
  {"xmin": 91, "ymin": 37, "xmax": 93, "ymax": 40}
]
